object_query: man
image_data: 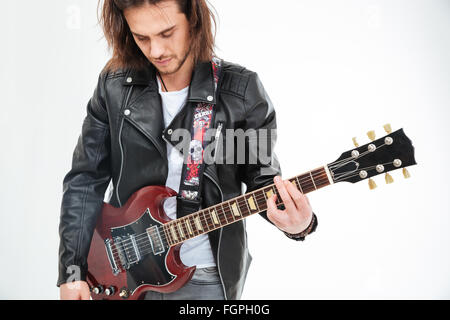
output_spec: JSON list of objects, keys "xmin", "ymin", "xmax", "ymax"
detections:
[{"xmin": 58, "ymin": 0, "xmax": 317, "ymax": 300}]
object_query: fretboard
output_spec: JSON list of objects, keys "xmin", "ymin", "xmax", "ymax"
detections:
[{"xmin": 161, "ymin": 166, "xmax": 331, "ymax": 246}]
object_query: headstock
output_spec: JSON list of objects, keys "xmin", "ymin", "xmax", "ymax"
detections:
[{"xmin": 328, "ymin": 125, "xmax": 416, "ymax": 188}]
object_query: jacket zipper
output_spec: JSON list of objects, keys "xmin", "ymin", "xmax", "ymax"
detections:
[
  {"xmin": 116, "ymin": 86, "xmax": 133, "ymax": 207},
  {"xmin": 212, "ymin": 122, "xmax": 223, "ymax": 162},
  {"xmin": 204, "ymin": 171, "xmax": 228, "ymax": 300}
]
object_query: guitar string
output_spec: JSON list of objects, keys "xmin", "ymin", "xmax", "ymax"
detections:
[
  {"xmin": 109, "ymin": 176, "xmax": 329, "ymax": 263},
  {"xmin": 108, "ymin": 173, "xmax": 330, "ymax": 261},
  {"xmin": 109, "ymin": 141, "xmax": 395, "ymax": 264},
  {"xmin": 108, "ymin": 173, "xmax": 329, "ymax": 260},
  {"xmin": 111, "ymin": 140, "xmax": 390, "ymax": 257},
  {"xmin": 332, "ymin": 162, "xmax": 397, "ymax": 183},
  {"xmin": 111, "ymin": 160, "xmax": 392, "ymax": 264},
  {"xmin": 108, "ymin": 171, "xmax": 328, "ymax": 254},
  {"xmin": 328, "ymin": 143, "xmax": 388, "ymax": 171},
  {"xmin": 108, "ymin": 172, "xmax": 330, "ymax": 257}
]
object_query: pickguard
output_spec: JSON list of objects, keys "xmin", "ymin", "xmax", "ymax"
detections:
[{"xmin": 110, "ymin": 209, "xmax": 176, "ymax": 292}]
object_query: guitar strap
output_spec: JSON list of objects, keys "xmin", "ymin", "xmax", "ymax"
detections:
[{"xmin": 176, "ymin": 57, "xmax": 222, "ymax": 218}]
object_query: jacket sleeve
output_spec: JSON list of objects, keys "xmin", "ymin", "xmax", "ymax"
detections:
[
  {"xmin": 240, "ymin": 72, "xmax": 317, "ymax": 240},
  {"xmin": 57, "ymin": 72, "xmax": 111, "ymax": 286}
]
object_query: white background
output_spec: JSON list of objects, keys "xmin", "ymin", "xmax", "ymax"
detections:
[{"xmin": 1, "ymin": 0, "xmax": 449, "ymax": 299}]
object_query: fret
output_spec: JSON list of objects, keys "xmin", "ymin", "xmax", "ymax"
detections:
[
  {"xmin": 238, "ymin": 196, "xmax": 250, "ymax": 217},
  {"xmin": 273, "ymin": 186, "xmax": 283, "ymax": 206},
  {"xmin": 222, "ymin": 202, "xmax": 232, "ymax": 224},
  {"xmin": 170, "ymin": 223, "xmax": 178, "ymax": 242},
  {"xmin": 200, "ymin": 210, "xmax": 210, "ymax": 232},
  {"xmin": 206, "ymin": 210, "xmax": 214, "ymax": 230},
  {"xmin": 262, "ymin": 189, "xmax": 268, "ymax": 201},
  {"xmin": 265, "ymin": 188, "xmax": 274, "ymax": 200},
  {"xmin": 177, "ymin": 221, "xmax": 185, "ymax": 240},
  {"xmin": 163, "ymin": 225, "xmax": 173, "ymax": 246},
  {"xmin": 255, "ymin": 190, "xmax": 267, "ymax": 211},
  {"xmin": 219, "ymin": 203, "xmax": 228, "ymax": 224},
  {"xmin": 312, "ymin": 167, "xmax": 329, "ymax": 189},
  {"xmin": 252, "ymin": 192, "xmax": 261, "ymax": 211},
  {"xmin": 227, "ymin": 202, "xmax": 236, "ymax": 222},
  {"xmin": 298, "ymin": 173, "xmax": 314, "ymax": 193},
  {"xmin": 309, "ymin": 172, "xmax": 317, "ymax": 190},
  {"xmin": 216, "ymin": 204, "xmax": 227, "ymax": 225},
  {"xmin": 188, "ymin": 215, "xmax": 198, "ymax": 236},
  {"xmin": 194, "ymin": 214, "xmax": 203, "ymax": 231},
  {"xmin": 241, "ymin": 195, "xmax": 250, "ymax": 215},
  {"xmin": 296, "ymin": 176, "xmax": 304, "ymax": 193}
]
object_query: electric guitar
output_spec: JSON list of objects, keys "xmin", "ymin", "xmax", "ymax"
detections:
[{"xmin": 86, "ymin": 124, "xmax": 416, "ymax": 299}]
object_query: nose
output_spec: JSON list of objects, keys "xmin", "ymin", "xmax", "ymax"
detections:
[{"xmin": 150, "ymin": 39, "xmax": 166, "ymax": 60}]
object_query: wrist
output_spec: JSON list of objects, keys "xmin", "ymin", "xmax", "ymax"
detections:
[{"xmin": 284, "ymin": 213, "xmax": 318, "ymax": 240}]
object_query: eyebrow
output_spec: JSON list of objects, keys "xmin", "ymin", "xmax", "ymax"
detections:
[{"xmin": 131, "ymin": 25, "xmax": 176, "ymax": 38}]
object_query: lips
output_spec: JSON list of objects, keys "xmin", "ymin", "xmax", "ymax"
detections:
[{"xmin": 154, "ymin": 58, "xmax": 172, "ymax": 65}]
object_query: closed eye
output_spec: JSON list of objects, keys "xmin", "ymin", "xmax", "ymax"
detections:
[{"xmin": 161, "ymin": 32, "xmax": 173, "ymax": 39}]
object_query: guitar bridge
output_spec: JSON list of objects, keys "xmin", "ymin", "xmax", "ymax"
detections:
[
  {"xmin": 104, "ymin": 238, "xmax": 121, "ymax": 275},
  {"xmin": 112, "ymin": 235, "xmax": 142, "ymax": 270}
]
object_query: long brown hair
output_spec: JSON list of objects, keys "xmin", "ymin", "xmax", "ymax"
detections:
[{"xmin": 98, "ymin": 0, "xmax": 217, "ymax": 72}]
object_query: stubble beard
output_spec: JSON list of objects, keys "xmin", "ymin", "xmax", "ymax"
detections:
[{"xmin": 155, "ymin": 43, "xmax": 193, "ymax": 76}]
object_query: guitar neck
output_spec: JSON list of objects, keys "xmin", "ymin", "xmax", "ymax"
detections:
[{"xmin": 162, "ymin": 166, "xmax": 333, "ymax": 247}]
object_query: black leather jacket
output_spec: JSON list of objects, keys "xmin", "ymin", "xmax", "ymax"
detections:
[{"xmin": 58, "ymin": 59, "xmax": 311, "ymax": 299}]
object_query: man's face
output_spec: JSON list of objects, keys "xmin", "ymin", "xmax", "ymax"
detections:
[{"xmin": 124, "ymin": 1, "xmax": 192, "ymax": 75}]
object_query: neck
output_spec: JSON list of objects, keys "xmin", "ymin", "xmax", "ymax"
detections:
[{"xmin": 161, "ymin": 166, "xmax": 333, "ymax": 247}]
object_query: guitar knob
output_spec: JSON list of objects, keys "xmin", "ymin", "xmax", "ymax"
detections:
[
  {"xmin": 383, "ymin": 123, "xmax": 392, "ymax": 134},
  {"xmin": 119, "ymin": 288, "xmax": 130, "ymax": 299},
  {"xmin": 352, "ymin": 137, "xmax": 359, "ymax": 147},
  {"xmin": 105, "ymin": 286, "xmax": 116, "ymax": 296},
  {"xmin": 92, "ymin": 285, "xmax": 104, "ymax": 295}
]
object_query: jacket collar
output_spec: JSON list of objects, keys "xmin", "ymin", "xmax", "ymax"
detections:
[{"xmin": 123, "ymin": 59, "xmax": 217, "ymax": 104}]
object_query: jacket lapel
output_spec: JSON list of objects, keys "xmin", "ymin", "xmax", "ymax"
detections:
[
  {"xmin": 121, "ymin": 60, "xmax": 217, "ymax": 158},
  {"xmin": 122, "ymin": 62, "xmax": 166, "ymax": 158}
]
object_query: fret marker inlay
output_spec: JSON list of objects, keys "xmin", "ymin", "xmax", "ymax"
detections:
[
  {"xmin": 248, "ymin": 196, "xmax": 256, "ymax": 210},
  {"xmin": 186, "ymin": 219, "xmax": 193, "ymax": 235},
  {"xmin": 194, "ymin": 216, "xmax": 203, "ymax": 231},
  {"xmin": 170, "ymin": 224, "xmax": 178, "ymax": 242},
  {"xmin": 231, "ymin": 202, "xmax": 240, "ymax": 217},
  {"xmin": 211, "ymin": 209, "xmax": 220, "ymax": 225}
]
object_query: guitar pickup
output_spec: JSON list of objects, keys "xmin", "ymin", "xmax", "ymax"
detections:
[{"xmin": 146, "ymin": 225, "xmax": 165, "ymax": 255}]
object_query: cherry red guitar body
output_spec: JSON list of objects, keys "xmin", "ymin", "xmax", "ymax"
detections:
[{"xmin": 86, "ymin": 185, "xmax": 196, "ymax": 300}]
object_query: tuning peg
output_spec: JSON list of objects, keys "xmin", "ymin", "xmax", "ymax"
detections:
[
  {"xmin": 385, "ymin": 173, "xmax": 394, "ymax": 184},
  {"xmin": 368, "ymin": 178, "xmax": 377, "ymax": 190},
  {"xmin": 383, "ymin": 123, "xmax": 392, "ymax": 134},
  {"xmin": 367, "ymin": 130, "xmax": 376, "ymax": 141},
  {"xmin": 352, "ymin": 137, "xmax": 359, "ymax": 147},
  {"xmin": 402, "ymin": 168, "xmax": 411, "ymax": 179}
]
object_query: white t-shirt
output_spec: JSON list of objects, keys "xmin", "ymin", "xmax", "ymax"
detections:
[{"xmin": 157, "ymin": 78, "xmax": 216, "ymax": 268}]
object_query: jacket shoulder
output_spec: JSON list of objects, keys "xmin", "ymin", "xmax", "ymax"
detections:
[{"xmin": 219, "ymin": 60, "xmax": 258, "ymax": 98}]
